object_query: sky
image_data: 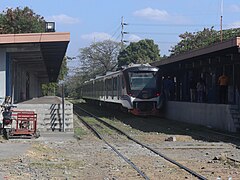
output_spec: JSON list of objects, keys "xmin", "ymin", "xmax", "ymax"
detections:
[{"xmin": 1, "ymin": 0, "xmax": 240, "ymax": 71}]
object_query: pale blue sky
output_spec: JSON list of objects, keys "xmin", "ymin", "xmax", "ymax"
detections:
[{"xmin": 1, "ymin": 0, "xmax": 240, "ymax": 69}]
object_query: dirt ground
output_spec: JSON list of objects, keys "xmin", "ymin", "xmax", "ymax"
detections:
[{"xmin": 0, "ymin": 113, "xmax": 239, "ymax": 180}]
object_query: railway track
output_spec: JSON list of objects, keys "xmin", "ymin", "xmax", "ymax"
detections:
[
  {"xmin": 118, "ymin": 112, "xmax": 240, "ymax": 164},
  {"xmin": 76, "ymin": 111, "xmax": 150, "ymax": 179},
  {"xmin": 74, "ymin": 104, "xmax": 207, "ymax": 180},
  {"xmin": 182, "ymin": 128, "xmax": 240, "ymax": 164}
]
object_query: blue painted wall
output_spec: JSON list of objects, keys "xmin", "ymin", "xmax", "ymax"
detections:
[{"xmin": 6, "ymin": 53, "xmax": 11, "ymax": 96}]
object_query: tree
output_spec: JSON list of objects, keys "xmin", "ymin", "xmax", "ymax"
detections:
[
  {"xmin": 58, "ymin": 56, "xmax": 68, "ymax": 81},
  {"xmin": 170, "ymin": 27, "xmax": 240, "ymax": 56},
  {"xmin": 118, "ymin": 39, "xmax": 160, "ymax": 67},
  {"xmin": 41, "ymin": 56, "xmax": 69, "ymax": 96},
  {"xmin": 78, "ymin": 40, "xmax": 122, "ymax": 79},
  {"xmin": 41, "ymin": 83, "xmax": 58, "ymax": 96},
  {"xmin": 0, "ymin": 6, "xmax": 68, "ymax": 96},
  {"xmin": 64, "ymin": 72, "xmax": 85, "ymax": 98},
  {"xmin": 0, "ymin": 6, "xmax": 45, "ymax": 34}
]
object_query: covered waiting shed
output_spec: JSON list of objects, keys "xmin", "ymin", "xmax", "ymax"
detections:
[
  {"xmin": 151, "ymin": 37, "xmax": 240, "ymax": 132},
  {"xmin": 152, "ymin": 37, "xmax": 240, "ymax": 104},
  {"xmin": 0, "ymin": 32, "xmax": 70, "ymax": 103}
]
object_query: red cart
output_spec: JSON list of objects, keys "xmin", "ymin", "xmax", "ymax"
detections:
[{"xmin": 6, "ymin": 111, "xmax": 40, "ymax": 139}]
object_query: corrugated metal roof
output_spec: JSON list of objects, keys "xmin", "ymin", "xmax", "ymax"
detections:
[{"xmin": 151, "ymin": 37, "xmax": 240, "ymax": 67}]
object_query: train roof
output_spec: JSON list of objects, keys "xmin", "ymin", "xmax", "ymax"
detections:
[
  {"xmin": 82, "ymin": 64, "xmax": 158, "ymax": 84},
  {"xmin": 122, "ymin": 63, "xmax": 159, "ymax": 72}
]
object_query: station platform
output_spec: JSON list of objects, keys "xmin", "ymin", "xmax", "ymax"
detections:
[
  {"xmin": 164, "ymin": 101, "xmax": 240, "ymax": 133},
  {"xmin": 16, "ymin": 96, "xmax": 73, "ymax": 132},
  {"xmin": 19, "ymin": 96, "xmax": 62, "ymax": 104}
]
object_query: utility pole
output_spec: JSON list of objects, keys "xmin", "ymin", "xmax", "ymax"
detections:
[
  {"xmin": 61, "ymin": 83, "xmax": 65, "ymax": 132},
  {"xmin": 121, "ymin": 16, "xmax": 124, "ymax": 48},
  {"xmin": 220, "ymin": 15, "xmax": 223, "ymax": 42},
  {"xmin": 121, "ymin": 16, "xmax": 128, "ymax": 49},
  {"xmin": 220, "ymin": 0, "xmax": 223, "ymax": 42}
]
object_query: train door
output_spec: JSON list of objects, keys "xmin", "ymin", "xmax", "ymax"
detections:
[
  {"xmin": 114, "ymin": 77, "xmax": 116, "ymax": 99},
  {"xmin": 122, "ymin": 75, "xmax": 125, "ymax": 96},
  {"xmin": 105, "ymin": 79, "xmax": 108, "ymax": 99},
  {"xmin": 100, "ymin": 81, "xmax": 103, "ymax": 99},
  {"xmin": 117, "ymin": 75, "xmax": 120, "ymax": 100},
  {"xmin": 112, "ymin": 77, "xmax": 114, "ymax": 99},
  {"xmin": 103, "ymin": 79, "xmax": 106, "ymax": 101}
]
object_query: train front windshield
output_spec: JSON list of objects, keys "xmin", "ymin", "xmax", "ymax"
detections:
[{"xmin": 128, "ymin": 72, "xmax": 158, "ymax": 98}]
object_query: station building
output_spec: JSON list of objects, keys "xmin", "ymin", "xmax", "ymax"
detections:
[
  {"xmin": 0, "ymin": 32, "xmax": 70, "ymax": 103},
  {"xmin": 152, "ymin": 37, "xmax": 240, "ymax": 133},
  {"xmin": 0, "ymin": 32, "xmax": 73, "ymax": 132}
]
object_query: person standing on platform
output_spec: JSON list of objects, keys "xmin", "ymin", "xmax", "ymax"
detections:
[
  {"xmin": 163, "ymin": 76, "xmax": 174, "ymax": 101},
  {"xmin": 218, "ymin": 73, "xmax": 229, "ymax": 104},
  {"xmin": 189, "ymin": 77, "xmax": 196, "ymax": 102},
  {"xmin": 196, "ymin": 78, "xmax": 205, "ymax": 103}
]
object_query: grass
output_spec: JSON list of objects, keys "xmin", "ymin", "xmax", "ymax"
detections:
[
  {"xmin": 74, "ymin": 127, "xmax": 87, "ymax": 138},
  {"xmin": 84, "ymin": 116, "xmax": 115, "ymax": 136},
  {"xmin": 30, "ymin": 160, "xmax": 85, "ymax": 169}
]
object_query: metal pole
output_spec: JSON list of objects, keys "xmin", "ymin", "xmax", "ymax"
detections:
[
  {"xmin": 220, "ymin": 15, "xmax": 223, "ymax": 42},
  {"xmin": 121, "ymin": 16, "xmax": 124, "ymax": 48},
  {"xmin": 62, "ymin": 84, "xmax": 65, "ymax": 132},
  {"xmin": 233, "ymin": 62, "xmax": 235, "ymax": 104},
  {"xmin": 220, "ymin": 0, "xmax": 223, "ymax": 42}
]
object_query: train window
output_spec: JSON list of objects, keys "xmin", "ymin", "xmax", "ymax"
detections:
[
  {"xmin": 100, "ymin": 80, "xmax": 103, "ymax": 96},
  {"xmin": 106, "ymin": 78, "xmax": 112, "ymax": 98},
  {"xmin": 128, "ymin": 71, "xmax": 157, "ymax": 90},
  {"xmin": 108, "ymin": 78, "xmax": 112, "ymax": 90},
  {"xmin": 122, "ymin": 76, "xmax": 125, "ymax": 89},
  {"xmin": 113, "ymin": 77, "xmax": 117, "ymax": 90},
  {"xmin": 117, "ymin": 76, "xmax": 120, "ymax": 99},
  {"xmin": 105, "ymin": 80, "xmax": 108, "ymax": 98}
]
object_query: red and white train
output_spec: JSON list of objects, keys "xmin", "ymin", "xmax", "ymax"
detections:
[{"xmin": 80, "ymin": 64, "xmax": 164, "ymax": 116}]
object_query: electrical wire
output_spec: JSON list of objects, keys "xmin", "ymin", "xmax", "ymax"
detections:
[
  {"xmin": 111, "ymin": 24, "xmax": 121, "ymax": 39},
  {"xmin": 127, "ymin": 23, "xmax": 218, "ymax": 27},
  {"xmin": 128, "ymin": 31, "xmax": 180, "ymax": 35}
]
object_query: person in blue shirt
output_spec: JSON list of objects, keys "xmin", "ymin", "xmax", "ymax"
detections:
[{"xmin": 163, "ymin": 76, "xmax": 174, "ymax": 101}]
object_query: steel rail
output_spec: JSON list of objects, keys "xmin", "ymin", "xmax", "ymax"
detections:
[
  {"xmin": 75, "ymin": 111, "xmax": 150, "ymax": 180},
  {"xmin": 177, "ymin": 128, "xmax": 240, "ymax": 150},
  {"xmin": 226, "ymin": 156, "xmax": 240, "ymax": 163},
  {"xmin": 74, "ymin": 105, "xmax": 208, "ymax": 180},
  {"xmin": 204, "ymin": 129, "xmax": 240, "ymax": 141}
]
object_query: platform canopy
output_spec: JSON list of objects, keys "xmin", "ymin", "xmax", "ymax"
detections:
[
  {"xmin": 0, "ymin": 32, "xmax": 70, "ymax": 82},
  {"xmin": 152, "ymin": 37, "xmax": 240, "ymax": 67}
]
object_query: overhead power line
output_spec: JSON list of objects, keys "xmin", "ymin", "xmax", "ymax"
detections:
[
  {"xmin": 128, "ymin": 23, "xmax": 219, "ymax": 27},
  {"xmin": 128, "ymin": 32, "xmax": 179, "ymax": 35},
  {"xmin": 111, "ymin": 24, "xmax": 121, "ymax": 40}
]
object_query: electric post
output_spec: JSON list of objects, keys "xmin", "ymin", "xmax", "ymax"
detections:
[
  {"xmin": 61, "ymin": 83, "xmax": 65, "ymax": 132},
  {"xmin": 121, "ymin": 16, "xmax": 124, "ymax": 48},
  {"xmin": 220, "ymin": 0, "xmax": 223, "ymax": 42},
  {"xmin": 121, "ymin": 16, "xmax": 128, "ymax": 49}
]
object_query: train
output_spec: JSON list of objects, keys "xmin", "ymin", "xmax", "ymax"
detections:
[{"xmin": 80, "ymin": 64, "xmax": 164, "ymax": 116}]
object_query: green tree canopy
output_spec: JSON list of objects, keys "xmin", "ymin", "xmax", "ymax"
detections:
[
  {"xmin": 64, "ymin": 72, "xmax": 85, "ymax": 98},
  {"xmin": 58, "ymin": 56, "xmax": 68, "ymax": 81},
  {"xmin": 78, "ymin": 40, "xmax": 122, "ymax": 79},
  {"xmin": 118, "ymin": 39, "xmax": 160, "ymax": 67},
  {"xmin": 0, "ymin": 6, "xmax": 45, "ymax": 34},
  {"xmin": 170, "ymin": 27, "xmax": 240, "ymax": 56},
  {"xmin": 0, "ymin": 6, "xmax": 68, "ymax": 96},
  {"xmin": 42, "ymin": 56, "xmax": 69, "ymax": 96}
]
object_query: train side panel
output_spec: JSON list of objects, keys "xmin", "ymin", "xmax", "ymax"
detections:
[{"xmin": 81, "ymin": 64, "xmax": 164, "ymax": 116}]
